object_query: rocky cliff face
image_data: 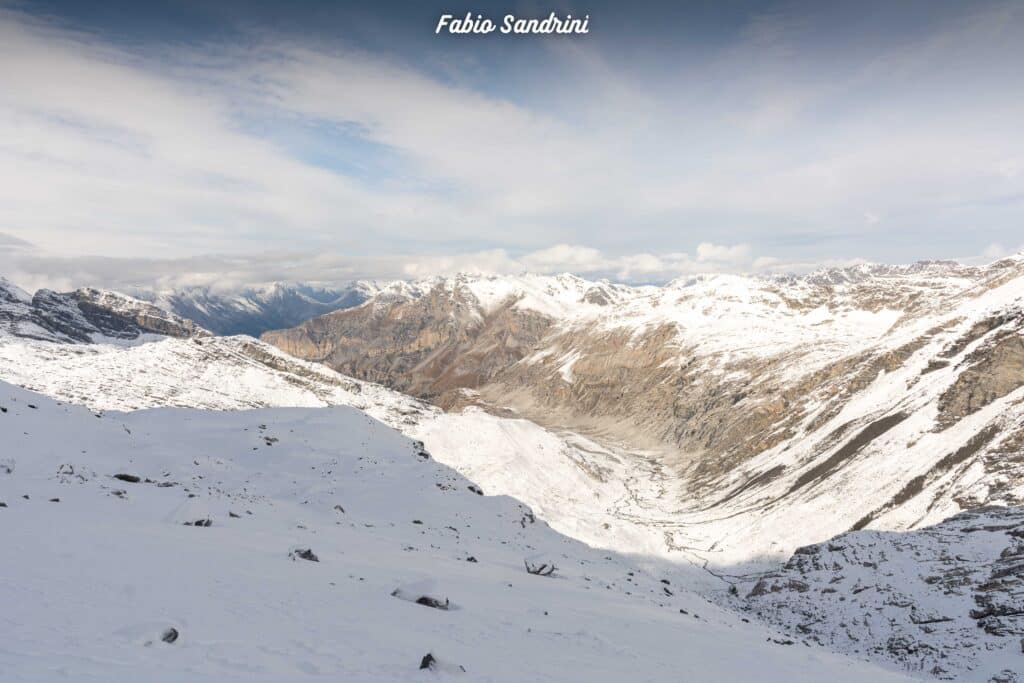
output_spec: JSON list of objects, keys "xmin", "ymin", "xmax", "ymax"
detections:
[
  {"xmin": 732, "ymin": 506, "xmax": 1024, "ymax": 681},
  {"xmin": 1, "ymin": 278, "xmax": 206, "ymax": 343},
  {"xmin": 262, "ymin": 276, "xmax": 580, "ymax": 399},
  {"xmin": 260, "ymin": 259, "xmax": 1024, "ymax": 567}
]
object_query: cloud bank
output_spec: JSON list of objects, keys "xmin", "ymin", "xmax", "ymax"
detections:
[{"xmin": 2, "ymin": 239, "xmax": 812, "ymax": 293}]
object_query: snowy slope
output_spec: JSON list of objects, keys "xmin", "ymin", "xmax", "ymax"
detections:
[
  {"xmin": 0, "ymin": 381, "xmax": 909, "ymax": 682},
  {"xmin": 0, "ymin": 332, "xmax": 426, "ymax": 421},
  {"xmin": 0, "ymin": 332, "xmax": 687, "ymax": 568}
]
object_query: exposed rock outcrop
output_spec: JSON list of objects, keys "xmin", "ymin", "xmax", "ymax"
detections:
[
  {"xmin": 1, "ymin": 279, "xmax": 205, "ymax": 343},
  {"xmin": 937, "ymin": 320, "xmax": 1024, "ymax": 428},
  {"xmin": 735, "ymin": 507, "xmax": 1024, "ymax": 679}
]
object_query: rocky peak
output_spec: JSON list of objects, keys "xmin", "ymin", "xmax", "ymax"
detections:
[
  {"xmin": 0, "ymin": 280, "xmax": 206, "ymax": 343},
  {"xmin": 0, "ymin": 277, "xmax": 32, "ymax": 304}
]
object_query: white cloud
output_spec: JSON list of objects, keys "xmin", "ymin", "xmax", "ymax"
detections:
[
  {"xmin": 983, "ymin": 243, "xmax": 1008, "ymax": 259},
  {"xmin": 998, "ymin": 159, "xmax": 1023, "ymax": 179},
  {"xmin": 521, "ymin": 245, "xmax": 609, "ymax": 272},
  {"xmin": 975, "ymin": 242, "xmax": 1024, "ymax": 263},
  {"xmin": 695, "ymin": 242, "xmax": 753, "ymax": 265},
  {"xmin": 400, "ymin": 250, "xmax": 523, "ymax": 279},
  {"xmin": 0, "ymin": 10, "xmax": 485, "ymax": 257},
  {"xmin": 0, "ymin": 231, "xmax": 33, "ymax": 252}
]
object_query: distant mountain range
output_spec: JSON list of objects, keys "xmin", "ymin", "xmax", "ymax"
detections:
[
  {"xmin": 133, "ymin": 281, "xmax": 381, "ymax": 337},
  {"xmin": 0, "ymin": 278, "xmax": 380, "ymax": 341}
]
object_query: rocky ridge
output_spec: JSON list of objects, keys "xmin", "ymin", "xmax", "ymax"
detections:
[{"xmin": 0, "ymin": 278, "xmax": 205, "ymax": 343}]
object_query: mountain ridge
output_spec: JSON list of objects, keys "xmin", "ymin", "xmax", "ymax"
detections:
[{"xmin": 1, "ymin": 279, "xmax": 206, "ymax": 343}]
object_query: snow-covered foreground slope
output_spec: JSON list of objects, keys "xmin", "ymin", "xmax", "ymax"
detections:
[
  {"xmin": 0, "ymin": 331, "xmax": 426, "ymax": 424},
  {"xmin": 0, "ymin": 330, "xmax": 758, "ymax": 576},
  {"xmin": 0, "ymin": 381, "xmax": 908, "ymax": 682}
]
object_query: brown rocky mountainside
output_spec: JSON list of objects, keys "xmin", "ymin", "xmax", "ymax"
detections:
[{"xmin": 263, "ymin": 279, "xmax": 554, "ymax": 398}]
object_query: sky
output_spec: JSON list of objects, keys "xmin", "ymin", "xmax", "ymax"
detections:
[{"xmin": 1, "ymin": 0, "xmax": 1023, "ymax": 292}]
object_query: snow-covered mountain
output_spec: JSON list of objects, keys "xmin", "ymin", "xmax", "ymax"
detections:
[
  {"xmin": 0, "ymin": 277, "xmax": 205, "ymax": 343},
  {"xmin": 0, "ymin": 380, "xmax": 910, "ymax": 682},
  {"xmin": 261, "ymin": 273, "xmax": 645, "ymax": 397},
  {"xmin": 261, "ymin": 258, "xmax": 1024, "ymax": 566},
  {"xmin": 136, "ymin": 281, "xmax": 380, "ymax": 337}
]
